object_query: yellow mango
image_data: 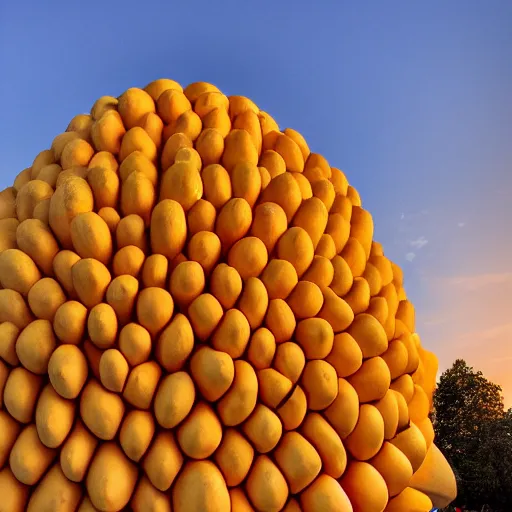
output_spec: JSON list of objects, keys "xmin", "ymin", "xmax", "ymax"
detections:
[
  {"xmin": 301, "ymin": 413, "xmax": 347, "ymax": 479},
  {"xmin": 144, "ymin": 78, "xmax": 183, "ymax": 100},
  {"xmin": 150, "ymin": 199, "xmax": 187, "ymax": 259},
  {"xmin": 154, "ymin": 372, "xmax": 195, "ymax": 429},
  {"xmin": 118, "ymin": 87, "xmax": 155, "ymax": 129},
  {"xmin": 90, "ymin": 95, "xmax": 118, "ymax": 120},
  {"xmin": 348, "ymin": 356, "xmax": 391, "ymax": 403},
  {"xmin": 0, "ymin": 468, "xmax": 29, "ymax": 512},
  {"xmin": 26, "ymin": 463, "xmax": 82, "ymax": 511},
  {"xmin": 340, "ymin": 461, "xmax": 389, "ymax": 512},
  {"xmin": 172, "ymin": 461, "xmax": 230, "ymax": 512},
  {"xmin": 245, "ymin": 456, "xmax": 288, "ymax": 512},
  {"xmin": 143, "ymin": 431, "xmax": 183, "ymax": 491},
  {"xmin": 177, "ymin": 402, "xmax": 223, "ymax": 459},
  {"xmin": 35, "ymin": 384, "xmax": 75, "ymax": 448},
  {"xmin": 301, "ymin": 474, "xmax": 352, "ymax": 512},
  {"xmin": 215, "ymin": 428, "xmax": 254, "ymax": 487},
  {"xmin": 324, "ymin": 378, "xmax": 360, "ymax": 439},
  {"xmin": 52, "ymin": 133, "xmax": 81, "ymax": 161},
  {"xmin": 80, "ymin": 379, "xmax": 124, "ymax": 440},
  {"xmin": 67, "ymin": 114, "xmax": 93, "ymax": 141},
  {"xmin": 9, "ymin": 424, "xmax": 56, "ymax": 485},
  {"xmin": 91, "ymin": 110, "xmax": 126, "ymax": 155},
  {"xmin": 86, "ymin": 443, "xmax": 137, "ymax": 511},
  {"xmin": 49, "ymin": 177, "xmax": 94, "ymax": 249},
  {"xmin": 3, "ymin": 367, "xmax": 43, "ymax": 423},
  {"xmin": 0, "ymin": 218, "xmax": 19, "ymax": 252},
  {"xmin": 277, "ymin": 385, "xmax": 308, "ymax": 431},
  {"xmin": 16, "ymin": 180, "xmax": 53, "ymax": 222},
  {"xmin": 48, "ymin": 344, "xmax": 88, "ymax": 399},
  {"xmin": 131, "ymin": 476, "xmax": 171, "ymax": 512},
  {"xmin": 217, "ymin": 360, "xmax": 258, "ymax": 426}
]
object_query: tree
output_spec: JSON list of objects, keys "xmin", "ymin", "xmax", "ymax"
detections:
[
  {"xmin": 471, "ymin": 409, "xmax": 512, "ymax": 510},
  {"xmin": 433, "ymin": 359, "xmax": 508, "ymax": 510}
]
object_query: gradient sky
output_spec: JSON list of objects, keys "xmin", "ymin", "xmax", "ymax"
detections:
[{"xmin": 1, "ymin": 1, "xmax": 511, "ymax": 403}]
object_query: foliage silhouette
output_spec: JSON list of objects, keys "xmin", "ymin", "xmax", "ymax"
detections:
[{"xmin": 433, "ymin": 359, "xmax": 512, "ymax": 511}]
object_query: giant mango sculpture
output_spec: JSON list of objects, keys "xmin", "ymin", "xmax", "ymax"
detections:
[{"xmin": 0, "ymin": 78, "xmax": 457, "ymax": 512}]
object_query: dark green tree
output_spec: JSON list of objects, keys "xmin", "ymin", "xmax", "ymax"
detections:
[
  {"xmin": 433, "ymin": 359, "xmax": 508, "ymax": 510},
  {"xmin": 471, "ymin": 409, "xmax": 512, "ymax": 510}
]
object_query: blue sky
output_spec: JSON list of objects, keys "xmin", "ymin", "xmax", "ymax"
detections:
[{"xmin": 1, "ymin": 1, "xmax": 511, "ymax": 401}]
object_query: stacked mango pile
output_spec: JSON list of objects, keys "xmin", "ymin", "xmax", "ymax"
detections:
[{"xmin": 0, "ymin": 78, "xmax": 440, "ymax": 512}]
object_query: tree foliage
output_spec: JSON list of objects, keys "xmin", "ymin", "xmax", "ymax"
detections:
[
  {"xmin": 471, "ymin": 409, "xmax": 512, "ymax": 509},
  {"xmin": 433, "ymin": 359, "xmax": 512, "ymax": 511}
]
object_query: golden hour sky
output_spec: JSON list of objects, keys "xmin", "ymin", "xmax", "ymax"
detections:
[
  {"xmin": 373, "ymin": 173, "xmax": 512, "ymax": 407},
  {"xmin": 419, "ymin": 270, "xmax": 512, "ymax": 408},
  {"xmin": 1, "ymin": 2, "xmax": 511, "ymax": 404},
  {"xmin": 378, "ymin": 193, "xmax": 512, "ymax": 407}
]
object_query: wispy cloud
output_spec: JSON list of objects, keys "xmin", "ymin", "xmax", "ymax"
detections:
[
  {"xmin": 410, "ymin": 236, "xmax": 428, "ymax": 249},
  {"xmin": 400, "ymin": 210, "xmax": 430, "ymax": 221},
  {"xmin": 428, "ymin": 272, "xmax": 512, "ymax": 291},
  {"xmin": 405, "ymin": 252, "xmax": 416, "ymax": 262},
  {"xmin": 421, "ymin": 270, "xmax": 512, "ymax": 408},
  {"xmin": 421, "ymin": 317, "xmax": 449, "ymax": 327},
  {"xmin": 458, "ymin": 222, "xmax": 465, "ymax": 228},
  {"xmin": 453, "ymin": 323, "xmax": 512, "ymax": 345},
  {"xmin": 487, "ymin": 353, "xmax": 512, "ymax": 365}
]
